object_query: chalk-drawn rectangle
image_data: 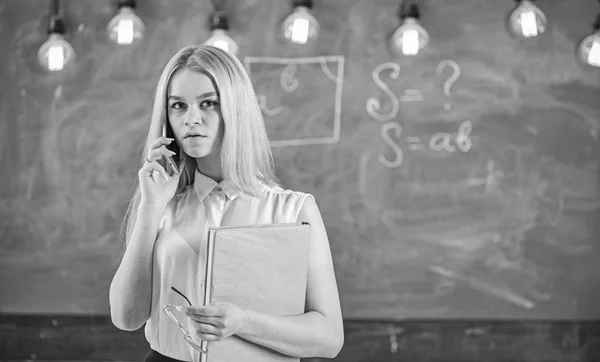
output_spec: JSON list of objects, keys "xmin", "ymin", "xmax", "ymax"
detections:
[{"xmin": 244, "ymin": 56, "xmax": 344, "ymax": 147}]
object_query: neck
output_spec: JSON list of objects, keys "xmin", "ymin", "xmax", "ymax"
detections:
[{"xmin": 196, "ymin": 153, "xmax": 223, "ymax": 183}]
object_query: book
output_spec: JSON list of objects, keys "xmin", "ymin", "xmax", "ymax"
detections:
[{"xmin": 199, "ymin": 222, "xmax": 312, "ymax": 362}]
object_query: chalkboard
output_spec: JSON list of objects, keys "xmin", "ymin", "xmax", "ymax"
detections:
[{"xmin": 1, "ymin": 0, "xmax": 600, "ymax": 320}]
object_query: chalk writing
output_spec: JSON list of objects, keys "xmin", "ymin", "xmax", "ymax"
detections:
[
  {"xmin": 366, "ymin": 60, "xmax": 472, "ymax": 168},
  {"xmin": 407, "ymin": 136, "xmax": 426, "ymax": 150},
  {"xmin": 257, "ymin": 93, "xmax": 285, "ymax": 117},
  {"xmin": 379, "ymin": 122, "xmax": 403, "ymax": 168},
  {"xmin": 437, "ymin": 60, "xmax": 461, "ymax": 111},
  {"xmin": 280, "ymin": 64, "xmax": 299, "ymax": 93},
  {"xmin": 366, "ymin": 62, "xmax": 400, "ymax": 122},
  {"xmin": 379, "ymin": 120, "xmax": 473, "ymax": 169},
  {"xmin": 429, "ymin": 266, "xmax": 535, "ymax": 310},
  {"xmin": 400, "ymin": 89, "xmax": 424, "ymax": 102},
  {"xmin": 466, "ymin": 159, "xmax": 502, "ymax": 193},
  {"xmin": 429, "ymin": 120, "xmax": 473, "ymax": 153},
  {"xmin": 244, "ymin": 56, "xmax": 345, "ymax": 147}
]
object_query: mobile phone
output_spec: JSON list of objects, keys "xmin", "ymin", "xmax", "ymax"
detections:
[{"xmin": 162, "ymin": 123, "xmax": 180, "ymax": 175}]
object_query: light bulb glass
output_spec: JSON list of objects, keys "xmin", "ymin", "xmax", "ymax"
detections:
[
  {"xmin": 509, "ymin": 1, "xmax": 547, "ymax": 38},
  {"xmin": 391, "ymin": 18, "xmax": 429, "ymax": 56},
  {"xmin": 204, "ymin": 29, "xmax": 239, "ymax": 56},
  {"xmin": 107, "ymin": 7, "xmax": 145, "ymax": 45},
  {"xmin": 37, "ymin": 33, "xmax": 75, "ymax": 72},
  {"xmin": 282, "ymin": 6, "xmax": 319, "ymax": 45},
  {"xmin": 578, "ymin": 30, "xmax": 600, "ymax": 67}
]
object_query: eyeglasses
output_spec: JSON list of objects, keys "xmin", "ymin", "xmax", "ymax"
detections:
[{"xmin": 163, "ymin": 286, "xmax": 206, "ymax": 353}]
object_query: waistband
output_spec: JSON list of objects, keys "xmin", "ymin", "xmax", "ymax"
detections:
[{"xmin": 145, "ymin": 349, "xmax": 187, "ymax": 362}]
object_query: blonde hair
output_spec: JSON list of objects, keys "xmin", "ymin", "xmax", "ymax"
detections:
[{"xmin": 119, "ymin": 45, "xmax": 279, "ymax": 247}]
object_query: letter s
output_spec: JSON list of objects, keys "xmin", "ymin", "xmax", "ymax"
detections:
[
  {"xmin": 379, "ymin": 122, "xmax": 403, "ymax": 168},
  {"xmin": 366, "ymin": 62, "xmax": 400, "ymax": 123}
]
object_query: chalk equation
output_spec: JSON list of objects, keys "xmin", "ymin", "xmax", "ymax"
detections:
[
  {"xmin": 366, "ymin": 60, "xmax": 461, "ymax": 120},
  {"xmin": 379, "ymin": 120, "xmax": 473, "ymax": 168},
  {"xmin": 366, "ymin": 60, "xmax": 471, "ymax": 168}
]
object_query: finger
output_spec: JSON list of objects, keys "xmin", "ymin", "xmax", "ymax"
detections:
[
  {"xmin": 190, "ymin": 317, "xmax": 223, "ymax": 329},
  {"xmin": 195, "ymin": 331, "xmax": 221, "ymax": 342},
  {"xmin": 147, "ymin": 146, "xmax": 177, "ymax": 164},
  {"xmin": 186, "ymin": 305, "xmax": 222, "ymax": 317},
  {"xmin": 141, "ymin": 162, "xmax": 169, "ymax": 180},
  {"xmin": 191, "ymin": 321, "xmax": 221, "ymax": 336},
  {"xmin": 149, "ymin": 137, "xmax": 174, "ymax": 150}
]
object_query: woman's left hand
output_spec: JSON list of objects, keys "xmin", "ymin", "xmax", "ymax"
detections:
[{"xmin": 185, "ymin": 302, "xmax": 249, "ymax": 341}]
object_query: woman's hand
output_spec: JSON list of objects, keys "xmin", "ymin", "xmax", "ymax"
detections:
[
  {"xmin": 138, "ymin": 137, "xmax": 184, "ymax": 208},
  {"xmin": 185, "ymin": 302, "xmax": 249, "ymax": 342}
]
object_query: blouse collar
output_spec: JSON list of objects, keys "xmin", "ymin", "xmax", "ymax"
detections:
[{"xmin": 193, "ymin": 166, "xmax": 240, "ymax": 202}]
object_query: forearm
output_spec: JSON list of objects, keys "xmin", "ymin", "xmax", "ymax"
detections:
[
  {"xmin": 238, "ymin": 310, "xmax": 343, "ymax": 359},
  {"xmin": 109, "ymin": 203, "xmax": 164, "ymax": 331}
]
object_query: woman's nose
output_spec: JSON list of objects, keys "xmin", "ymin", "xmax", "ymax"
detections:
[{"xmin": 184, "ymin": 106, "xmax": 203, "ymax": 125}]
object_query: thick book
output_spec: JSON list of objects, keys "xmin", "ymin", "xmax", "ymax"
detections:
[{"xmin": 198, "ymin": 222, "xmax": 312, "ymax": 362}]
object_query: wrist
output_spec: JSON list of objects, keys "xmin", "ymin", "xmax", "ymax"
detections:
[
  {"xmin": 139, "ymin": 199, "xmax": 167, "ymax": 213},
  {"xmin": 239, "ymin": 308, "xmax": 254, "ymax": 336}
]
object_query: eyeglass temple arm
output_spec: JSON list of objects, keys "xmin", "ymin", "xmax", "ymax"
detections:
[{"xmin": 171, "ymin": 286, "xmax": 192, "ymax": 306}]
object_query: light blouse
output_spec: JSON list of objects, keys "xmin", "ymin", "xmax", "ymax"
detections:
[{"xmin": 144, "ymin": 166, "xmax": 313, "ymax": 361}]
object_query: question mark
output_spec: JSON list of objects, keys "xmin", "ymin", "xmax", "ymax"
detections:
[{"xmin": 436, "ymin": 60, "xmax": 461, "ymax": 111}]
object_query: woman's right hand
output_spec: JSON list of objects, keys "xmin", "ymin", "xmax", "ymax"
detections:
[{"xmin": 138, "ymin": 137, "xmax": 184, "ymax": 209}]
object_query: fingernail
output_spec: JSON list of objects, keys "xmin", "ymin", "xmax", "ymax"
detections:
[{"xmin": 175, "ymin": 306, "xmax": 187, "ymax": 312}]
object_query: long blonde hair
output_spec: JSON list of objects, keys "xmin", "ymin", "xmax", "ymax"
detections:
[{"xmin": 119, "ymin": 45, "xmax": 279, "ymax": 248}]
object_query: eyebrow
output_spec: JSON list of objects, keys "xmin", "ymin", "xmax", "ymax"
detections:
[{"xmin": 168, "ymin": 92, "xmax": 217, "ymax": 100}]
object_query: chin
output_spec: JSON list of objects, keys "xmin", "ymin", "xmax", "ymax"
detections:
[{"xmin": 183, "ymin": 147, "xmax": 214, "ymax": 159}]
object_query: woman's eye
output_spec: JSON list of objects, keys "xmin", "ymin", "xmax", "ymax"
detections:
[
  {"xmin": 200, "ymin": 100, "xmax": 218, "ymax": 108},
  {"xmin": 170, "ymin": 102, "xmax": 186, "ymax": 110}
]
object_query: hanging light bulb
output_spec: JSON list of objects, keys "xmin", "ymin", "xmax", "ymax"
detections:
[
  {"xmin": 204, "ymin": 11, "xmax": 239, "ymax": 56},
  {"xmin": 508, "ymin": 0, "xmax": 547, "ymax": 38},
  {"xmin": 390, "ymin": 0, "xmax": 429, "ymax": 56},
  {"xmin": 578, "ymin": 15, "xmax": 600, "ymax": 67},
  {"xmin": 37, "ymin": 1, "xmax": 75, "ymax": 72},
  {"xmin": 282, "ymin": 0, "xmax": 319, "ymax": 45},
  {"xmin": 107, "ymin": 0, "xmax": 145, "ymax": 45}
]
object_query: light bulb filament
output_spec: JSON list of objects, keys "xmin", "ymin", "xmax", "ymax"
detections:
[
  {"xmin": 588, "ymin": 41, "xmax": 600, "ymax": 67},
  {"xmin": 520, "ymin": 11, "xmax": 538, "ymax": 37},
  {"xmin": 117, "ymin": 19, "xmax": 134, "ymax": 44},
  {"xmin": 213, "ymin": 39, "xmax": 229, "ymax": 52},
  {"xmin": 48, "ymin": 45, "xmax": 65, "ymax": 71},
  {"xmin": 402, "ymin": 29, "xmax": 419, "ymax": 55},
  {"xmin": 291, "ymin": 18, "xmax": 309, "ymax": 44}
]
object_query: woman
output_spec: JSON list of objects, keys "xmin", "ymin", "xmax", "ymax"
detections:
[{"xmin": 109, "ymin": 45, "xmax": 344, "ymax": 362}]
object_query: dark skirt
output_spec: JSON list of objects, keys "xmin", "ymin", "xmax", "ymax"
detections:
[{"xmin": 145, "ymin": 349, "xmax": 187, "ymax": 362}]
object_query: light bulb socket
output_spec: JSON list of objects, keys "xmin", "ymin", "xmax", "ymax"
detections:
[
  {"xmin": 47, "ymin": 16, "xmax": 66, "ymax": 34},
  {"xmin": 292, "ymin": 0, "xmax": 313, "ymax": 9},
  {"xmin": 399, "ymin": 0, "xmax": 420, "ymax": 20},
  {"xmin": 117, "ymin": 0, "xmax": 136, "ymax": 9},
  {"xmin": 210, "ymin": 11, "xmax": 229, "ymax": 31},
  {"xmin": 593, "ymin": 14, "xmax": 600, "ymax": 30}
]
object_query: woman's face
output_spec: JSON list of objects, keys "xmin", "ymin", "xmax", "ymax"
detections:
[{"xmin": 167, "ymin": 68, "xmax": 224, "ymax": 159}]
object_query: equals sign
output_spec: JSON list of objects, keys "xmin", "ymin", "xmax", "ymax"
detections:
[
  {"xmin": 400, "ymin": 89, "xmax": 424, "ymax": 102},
  {"xmin": 407, "ymin": 137, "xmax": 425, "ymax": 150}
]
